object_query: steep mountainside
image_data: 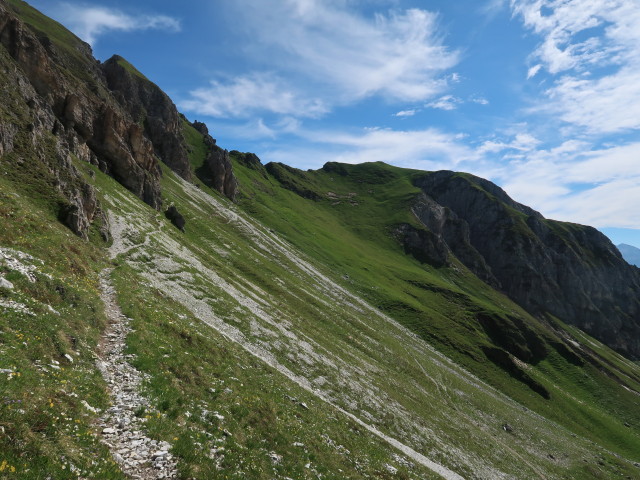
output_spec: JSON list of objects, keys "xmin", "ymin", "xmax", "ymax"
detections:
[
  {"xmin": 0, "ymin": 0, "xmax": 234, "ymax": 239},
  {"xmin": 412, "ymin": 171, "xmax": 640, "ymax": 359},
  {"xmin": 1, "ymin": 1, "xmax": 640, "ymax": 479},
  {"xmin": 246, "ymin": 160, "xmax": 640, "ymax": 359},
  {"xmin": 619, "ymin": 243, "xmax": 640, "ymax": 267}
]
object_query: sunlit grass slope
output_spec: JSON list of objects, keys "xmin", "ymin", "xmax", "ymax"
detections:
[{"xmin": 225, "ymin": 153, "xmax": 640, "ymax": 464}]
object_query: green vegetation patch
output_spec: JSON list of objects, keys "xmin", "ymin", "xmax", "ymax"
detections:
[
  {"xmin": 0, "ymin": 180, "xmax": 122, "ymax": 479},
  {"xmin": 231, "ymin": 156, "xmax": 640, "ymax": 466},
  {"xmin": 111, "ymin": 264, "xmax": 439, "ymax": 480}
]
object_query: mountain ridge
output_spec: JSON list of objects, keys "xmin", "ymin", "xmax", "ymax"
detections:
[{"xmin": 619, "ymin": 243, "xmax": 640, "ymax": 267}]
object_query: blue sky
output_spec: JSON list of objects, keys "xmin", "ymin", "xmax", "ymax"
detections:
[{"xmin": 27, "ymin": 0, "xmax": 640, "ymax": 248}]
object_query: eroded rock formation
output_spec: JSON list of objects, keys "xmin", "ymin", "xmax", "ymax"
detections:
[
  {"xmin": 191, "ymin": 120, "xmax": 238, "ymax": 201},
  {"xmin": 411, "ymin": 171, "xmax": 640, "ymax": 359},
  {"xmin": 0, "ymin": 1, "xmax": 213, "ymax": 237}
]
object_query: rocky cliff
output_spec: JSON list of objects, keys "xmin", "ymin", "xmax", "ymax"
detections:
[
  {"xmin": 191, "ymin": 120, "xmax": 238, "ymax": 201},
  {"xmin": 101, "ymin": 55, "xmax": 191, "ymax": 181},
  {"xmin": 413, "ymin": 171, "xmax": 640, "ymax": 359},
  {"xmin": 0, "ymin": 1, "xmax": 163, "ymax": 218},
  {"xmin": 0, "ymin": 0, "xmax": 236, "ymax": 237}
]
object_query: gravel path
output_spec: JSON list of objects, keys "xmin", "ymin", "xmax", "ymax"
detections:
[{"xmin": 96, "ymin": 267, "xmax": 177, "ymax": 479}]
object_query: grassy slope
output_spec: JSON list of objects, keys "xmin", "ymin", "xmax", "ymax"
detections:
[
  {"xmin": 103, "ymin": 161, "xmax": 614, "ymax": 479},
  {"xmin": 229, "ymin": 156, "xmax": 640, "ymax": 462},
  {"xmin": 1, "ymin": 129, "xmax": 639, "ymax": 478},
  {"xmin": 0, "ymin": 169, "xmax": 123, "ymax": 478},
  {"xmin": 113, "ymin": 55, "xmax": 150, "ymax": 82},
  {"xmin": 92, "ymin": 162, "xmax": 446, "ymax": 479}
]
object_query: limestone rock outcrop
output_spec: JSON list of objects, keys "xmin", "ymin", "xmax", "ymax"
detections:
[
  {"xmin": 412, "ymin": 171, "xmax": 640, "ymax": 359},
  {"xmin": 0, "ymin": 0, "xmax": 164, "ymax": 240},
  {"xmin": 191, "ymin": 120, "xmax": 238, "ymax": 201},
  {"xmin": 102, "ymin": 55, "xmax": 191, "ymax": 180}
]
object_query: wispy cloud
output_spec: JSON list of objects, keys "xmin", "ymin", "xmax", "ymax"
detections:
[
  {"xmin": 259, "ymin": 124, "xmax": 478, "ymax": 171},
  {"xmin": 470, "ymin": 96, "xmax": 489, "ymax": 105},
  {"xmin": 426, "ymin": 95, "xmax": 461, "ymax": 110},
  {"xmin": 393, "ymin": 109, "xmax": 418, "ymax": 117},
  {"xmin": 478, "ymin": 132, "xmax": 541, "ymax": 154},
  {"xmin": 187, "ymin": 1, "xmax": 459, "ymax": 118},
  {"xmin": 485, "ymin": 128, "xmax": 640, "ymax": 227},
  {"xmin": 181, "ymin": 74, "xmax": 327, "ymax": 119},
  {"xmin": 504, "ymin": 0, "xmax": 640, "ymax": 228},
  {"xmin": 526, "ymin": 64, "xmax": 541, "ymax": 79},
  {"xmin": 55, "ymin": 3, "xmax": 180, "ymax": 45},
  {"xmin": 481, "ymin": 0, "xmax": 509, "ymax": 17},
  {"xmin": 513, "ymin": 0, "xmax": 640, "ymax": 134}
]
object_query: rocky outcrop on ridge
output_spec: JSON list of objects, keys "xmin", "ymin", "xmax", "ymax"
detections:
[
  {"xmin": 191, "ymin": 120, "xmax": 238, "ymax": 201},
  {"xmin": 102, "ymin": 55, "xmax": 191, "ymax": 180},
  {"xmin": 0, "ymin": 2, "xmax": 163, "ymax": 213},
  {"xmin": 0, "ymin": 1, "xmax": 233, "ymax": 237},
  {"xmin": 412, "ymin": 170, "xmax": 640, "ymax": 359}
]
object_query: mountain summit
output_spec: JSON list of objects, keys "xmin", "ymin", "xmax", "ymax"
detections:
[{"xmin": 619, "ymin": 243, "xmax": 640, "ymax": 267}]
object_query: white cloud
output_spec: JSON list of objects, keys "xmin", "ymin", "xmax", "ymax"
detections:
[
  {"xmin": 488, "ymin": 134, "xmax": 640, "ymax": 228},
  {"xmin": 552, "ymin": 178, "xmax": 640, "ymax": 229},
  {"xmin": 470, "ymin": 96, "xmax": 489, "ymax": 105},
  {"xmin": 526, "ymin": 64, "xmax": 542, "ymax": 79},
  {"xmin": 200, "ymin": 1, "xmax": 458, "ymax": 117},
  {"xmin": 426, "ymin": 95, "xmax": 461, "ymax": 110},
  {"xmin": 56, "ymin": 3, "xmax": 180, "ymax": 45},
  {"xmin": 393, "ymin": 109, "xmax": 418, "ymax": 117},
  {"xmin": 181, "ymin": 74, "xmax": 327, "ymax": 119},
  {"xmin": 477, "ymin": 132, "xmax": 541, "ymax": 154},
  {"xmin": 260, "ymin": 125, "xmax": 477, "ymax": 170},
  {"xmin": 482, "ymin": 0, "xmax": 509, "ymax": 16},
  {"xmin": 513, "ymin": 0, "xmax": 640, "ymax": 134},
  {"xmin": 547, "ymin": 67, "xmax": 640, "ymax": 132},
  {"xmin": 325, "ymin": 127, "xmax": 476, "ymax": 166}
]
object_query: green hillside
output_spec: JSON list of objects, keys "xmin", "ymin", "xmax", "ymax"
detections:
[
  {"xmin": 2, "ymin": 132, "xmax": 640, "ymax": 478},
  {"xmin": 228, "ymin": 154, "xmax": 640, "ymax": 460}
]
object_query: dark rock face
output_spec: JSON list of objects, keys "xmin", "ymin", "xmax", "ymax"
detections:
[
  {"xmin": 0, "ymin": 2, "xmax": 178, "ymax": 237},
  {"xmin": 205, "ymin": 147, "xmax": 238, "ymax": 201},
  {"xmin": 165, "ymin": 205, "xmax": 185, "ymax": 232},
  {"xmin": 191, "ymin": 120, "xmax": 238, "ymax": 201},
  {"xmin": 410, "ymin": 193, "xmax": 499, "ymax": 287},
  {"xmin": 192, "ymin": 120, "xmax": 212, "ymax": 139},
  {"xmin": 102, "ymin": 55, "xmax": 191, "ymax": 180},
  {"xmin": 411, "ymin": 171, "xmax": 640, "ymax": 359},
  {"xmin": 393, "ymin": 223, "xmax": 448, "ymax": 268}
]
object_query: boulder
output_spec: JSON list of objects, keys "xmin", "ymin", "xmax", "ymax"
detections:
[{"xmin": 165, "ymin": 205, "xmax": 185, "ymax": 232}]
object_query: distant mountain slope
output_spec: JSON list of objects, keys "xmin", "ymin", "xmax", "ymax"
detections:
[
  {"xmin": 619, "ymin": 243, "xmax": 640, "ymax": 267},
  {"xmin": 236, "ymin": 160, "xmax": 640, "ymax": 360},
  {"xmin": 412, "ymin": 171, "xmax": 640, "ymax": 359}
]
